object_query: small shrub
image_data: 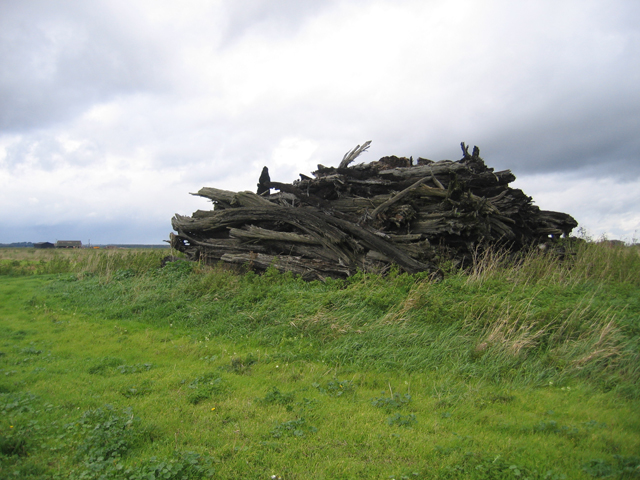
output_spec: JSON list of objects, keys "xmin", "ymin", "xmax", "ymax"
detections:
[
  {"xmin": 187, "ymin": 374, "xmax": 229, "ymax": 404},
  {"xmin": 0, "ymin": 392, "xmax": 38, "ymax": 414},
  {"xmin": 270, "ymin": 418, "xmax": 317, "ymax": 438},
  {"xmin": 487, "ymin": 393, "xmax": 516, "ymax": 404},
  {"xmin": 437, "ymin": 453, "xmax": 552, "ymax": 479},
  {"xmin": 38, "ymin": 255, "xmax": 72, "ymax": 275},
  {"xmin": 117, "ymin": 363, "xmax": 153, "ymax": 374},
  {"xmin": 123, "ymin": 451, "xmax": 217, "ymax": 480},
  {"xmin": 312, "ymin": 378, "xmax": 354, "ymax": 397},
  {"xmin": 120, "ymin": 380, "xmax": 154, "ymax": 398},
  {"xmin": 113, "ymin": 268, "xmax": 136, "ymax": 280},
  {"xmin": 371, "ymin": 393, "xmax": 411, "ymax": 411},
  {"xmin": 532, "ymin": 420, "xmax": 581, "ymax": 439},
  {"xmin": 21, "ymin": 346, "xmax": 43, "ymax": 355},
  {"xmin": 387, "ymin": 413, "xmax": 417, "ymax": 428},
  {"xmin": 258, "ymin": 387, "xmax": 295, "ymax": 407},
  {"xmin": 86, "ymin": 356, "xmax": 125, "ymax": 375},
  {"xmin": 582, "ymin": 456, "xmax": 640, "ymax": 478},
  {"xmin": 0, "ymin": 260, "xmax": 33, "ymax": 276},
  {"xmin": 160, "ymin": 260, "xmax": 194, "ymax": 278},
  {"xmin": 73, "ymin": 405, "xmax": 140, "ymax": 462},
  {"xmin": 66, "ymin": 405, "xmax": 216, "ymax": 480},
  {"xmin": 0, "ymin": 425, "xmax": 30, "ymax": 456},
  {"xmin": 221, "ymin": 354, "xmax": 257, "ymax": 375}
]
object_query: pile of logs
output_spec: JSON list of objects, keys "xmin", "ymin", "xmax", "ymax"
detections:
[{"xmin": 170, "ymin": 142, "xmax": 577, "ymax": 280}]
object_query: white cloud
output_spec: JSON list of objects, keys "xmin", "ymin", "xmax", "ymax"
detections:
[
  {"xmin": 513, "ymin": 172, "xmax": 640, "ymax": 241},
  {"xmin": 269, "ymin": 137, "xmax": 319, "ymax": 179}
]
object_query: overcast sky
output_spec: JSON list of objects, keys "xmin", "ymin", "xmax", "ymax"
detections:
[{"xmin": 1, "ymin": 0, "xmax": 639, "ymax": 244}]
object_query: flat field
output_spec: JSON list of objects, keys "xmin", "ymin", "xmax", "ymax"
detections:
[{"xmin": 1, "ymin": 244, "xmax": 639, "ymax": 479}]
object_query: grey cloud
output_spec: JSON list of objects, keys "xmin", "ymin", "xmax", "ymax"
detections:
[
  {"xmin": 2, "ymin": 0, "xmax": 639, "ymax": 243},
  {"xmin": 478, "ymin": 98, "xmax": 640, "ymax": 178},
  {"xmin": 0, "ymin": 1, "xmax": 167, "ymax": 132},
  {"xmin": 2, "ymin": 132, "xmax": 101, "ymax": 171}
]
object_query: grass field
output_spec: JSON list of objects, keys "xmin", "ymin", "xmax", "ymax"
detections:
[{"xmin": 1, "ymin": 243, "xmax": 639, "ymax": 479}]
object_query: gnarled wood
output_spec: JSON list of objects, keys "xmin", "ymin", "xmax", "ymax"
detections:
[
  {"xmin": 170, "ymin": 142, "xmax": 578, "ymax": 279},
  {"xmin": 229, "ymin": 226, "xmax": 321, "ymax": 245}
]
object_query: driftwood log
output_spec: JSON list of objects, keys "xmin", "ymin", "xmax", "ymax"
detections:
[{"xmin": 170, "ymin": 142, "xmax": 577, "ymax": 280}]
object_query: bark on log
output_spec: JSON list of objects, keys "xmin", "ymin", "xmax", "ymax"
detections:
[
  {"xmin": 371, "ymin": 177, "xmax": 432, "ymax": 218},
  {"xmin": 229, "ymin": 226, "xmax": 321, "ymax": 245}
]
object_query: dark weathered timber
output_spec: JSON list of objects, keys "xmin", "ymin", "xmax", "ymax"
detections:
[
  {"xmin": 220, "ymin": 252, "xmax": 352, "ymax": 280},
  {"xmin": 170, "ymin": 142, "xmax": 578, "ymax": 279},
  {"xmin": 229, "ymin": 226, "xmax": 321, "ymax": 245},
  {"xmin": 371, "ymin": 177, "xmax": 432, "ymax": 219}
]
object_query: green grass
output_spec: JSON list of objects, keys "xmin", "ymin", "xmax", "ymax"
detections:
[{"xmin": 1, "ymin": 243, "xmax": 639, "ymax": 479}]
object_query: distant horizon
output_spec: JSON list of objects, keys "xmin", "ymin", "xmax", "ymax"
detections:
[
  {"xmin": 2, "ymin": 235, "xmax": 638, "ymax": 248},
  {"xmin": 0, "ymin": 241, "xmax": 169, "ymax": 247}
]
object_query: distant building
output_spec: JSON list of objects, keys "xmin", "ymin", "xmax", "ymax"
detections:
[
  {"xmin": 34, "ymin": 242, "xmax": 55, "ymax": 249},
  {"xmin": 55, "ymin": 240, "xmax": 82, "ymax": 248}
]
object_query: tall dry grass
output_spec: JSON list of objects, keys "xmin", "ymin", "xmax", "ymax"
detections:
[
  {"xmin": 466, "ymin": 240, "xmax": 640, "ymax": 288},
  {"xmin": 0, "ymin": 247, "xmax": 169, "ymax": 277},
  {"xmin": 459, "ymin": 240, "xmax": 638, "ymax": 386}
]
